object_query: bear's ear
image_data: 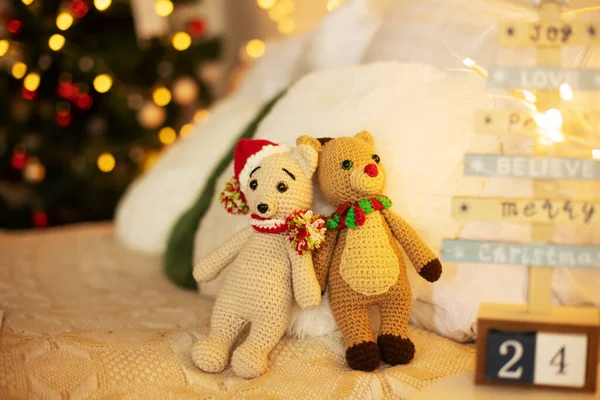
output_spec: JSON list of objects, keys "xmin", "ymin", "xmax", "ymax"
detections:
[
  {"xmin": 296, "ymin": 135, "xmax": 322, "ymax": 153},
  {"xmin": 355, "ymin": 130, "xmax": 374, "ymax": 146},
  {"xmin": 291, "ymin": 144, "xmax": 319, "ymax": 179}
]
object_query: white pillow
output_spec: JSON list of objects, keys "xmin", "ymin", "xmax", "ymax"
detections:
[
  {"xmin": 115, "ymin": 34, "xmax": 311, "ymax": 253},
  {"xmin": 195, "ymin": 62, "xmax": 540, "ymax": 341}
]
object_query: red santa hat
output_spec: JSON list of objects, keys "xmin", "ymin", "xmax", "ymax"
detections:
[{"xmin": 219, "ymin": 138, "xmax": 289, "ymax": 215}]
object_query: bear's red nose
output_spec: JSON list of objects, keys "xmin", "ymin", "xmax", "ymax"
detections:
[{"xmin": 364, "ymin": 164, "xmax": 379, "ymax": 177}]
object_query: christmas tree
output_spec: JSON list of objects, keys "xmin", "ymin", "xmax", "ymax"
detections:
[{"xmin": 0, "ymin": 0, "xmax": 220, "ymax": 229}]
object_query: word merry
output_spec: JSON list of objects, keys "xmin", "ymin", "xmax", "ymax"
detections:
[
  {"xmin": 464, "ymin": 154, "xmax": 600, "ymax": 180},
  {"xmin": 501, "ymin": 200, "xmax": 595, "ymax": 223}
]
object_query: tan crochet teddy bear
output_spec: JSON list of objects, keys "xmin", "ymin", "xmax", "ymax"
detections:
[
  {"xmin": 191, "ymin": 138, "xmax": 324, "ymax": 379},
  {"xmin": 299, "ymin": 131, "xmax": 443, "ymax": 372}
]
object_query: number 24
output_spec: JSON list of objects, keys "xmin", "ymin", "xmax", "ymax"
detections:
[{"xmin": 497, "ymin": 341, "xmax": 567, "ymax": 379}]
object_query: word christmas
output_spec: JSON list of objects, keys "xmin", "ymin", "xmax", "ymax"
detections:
[
  {"xmin": 465, "ymin": 154, "xmax": 600, "ymax": 180},
  {"xmin": 441, "ymin": 240, "xmax": 600, "ymax": 268}
]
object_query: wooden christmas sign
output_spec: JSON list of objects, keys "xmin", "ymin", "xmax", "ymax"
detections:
[{"xmin": 442, "ymin": 1, "xmax": 600, "ymax": 393}]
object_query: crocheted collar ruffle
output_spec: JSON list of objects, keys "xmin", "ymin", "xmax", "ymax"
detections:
[
  {"xmin": 250, "ymin": 210, "xmax": 327, "ymax": 255},
  {"xmin": 325, "ymin": 196, "xmax": 392, "ymax": 230}
]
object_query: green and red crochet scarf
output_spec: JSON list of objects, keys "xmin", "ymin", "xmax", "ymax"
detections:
[{"xmin": 325, "ymin": 195, "xmax": 392, "ymax": 230}]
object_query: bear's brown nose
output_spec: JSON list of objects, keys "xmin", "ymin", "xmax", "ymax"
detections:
[{"xmin": 364, "ymin": 164, "xmax": 378, "ymax": 177}]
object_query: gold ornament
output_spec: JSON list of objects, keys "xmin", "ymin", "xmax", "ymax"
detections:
[
  {"xmin": 137, "ymin": 102, "xmax": 166, "ymax": 129},
  {"xmin": 172, "ymin": 76, "xmax": 199, "ymax": 105}
]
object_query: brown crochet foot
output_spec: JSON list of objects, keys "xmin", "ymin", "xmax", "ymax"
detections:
[
  {"xmin": 346, "ymin": 341, "xmax": 380, "ymax": 372},
  {"xmin": 420, "ymin": 258, "xmax": 442, "ymax": 282},
  {"xmin": 378, "ymin": 334, "xmax": 415, "ymax": 365}
]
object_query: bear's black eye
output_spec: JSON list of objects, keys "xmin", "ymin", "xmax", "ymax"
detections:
[
  {"xmin": 341, "ymin": 160, "xmax": 353, "ymax": 170},
  {"xmin": 249, "ymin": 180, "xmax": 258, "ymax": 190},
  {"xmin": 372, "ymin": 154, "xmax": 380, "ymax": 163},
  {"xmin": 276, "ymin": 182, "xmax": 288, "ymax": 193}
]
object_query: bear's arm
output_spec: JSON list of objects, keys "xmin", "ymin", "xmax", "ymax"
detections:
[
  {"xmin": 193, "ymin": 226, "xmax": 254, "ymax": 283},
  {"xmin": 381, "ymin": 209, "xmax": 442, "ymax": 283},
  {"xmin": 286, "ymin": 246, "xmax": 322, "ymax": 310},
  {"xmin": 312, "ymin": 229, "xmax": 338, "ymax": 292}
]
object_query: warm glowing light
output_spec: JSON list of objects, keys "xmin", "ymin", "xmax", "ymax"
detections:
[
  {"xmin": 158, "ymin": 127, "xmax": 177, "ymax": 145},
  {"xmin": 94, "ymin": 0, "xmax": 111, "ymax": 11},
  {"xmin": 548, "ymin": 130, "xmax": 565, "ymax": 143},
  {"xmin": 593, "ymin": 149, "xmax": 600, "ymax": 160},
  {"xmin": 48, "ymin": 34, "xmax": 66, "ymax": 51},
  {"xmin": 11, "ymin": 62, "xmax": 27, "ymax": 79},
  {"xmin": 180, "ymin": 124, "xmax": 193, "ymax": 138},
  {"xmin": 535, "ymin": 109, "xmax": 564, "ymax": 143},
  {"xmin": 24, "ymin": 158, "xmax": 46, "ymax": 182},
  {"xmin": 22, "ymin": 0, "xmax": 34, "ymax": 5},
  {"xmin": 56, "ymin": 12, "xmax": 74, "ymax": 31},
  {"xmin": 544, "ymin": 108, "xmax": 563, "ymax": 130},
  {"xmin": 152, "ymin": 86, "xmax": 172, "ymax": 106},
  {"xmin": 327, "ymin": 0, "xmax": 342, "ymax": 12},
  {"xmin": 559, "ymin": 83, "xmax": 573, "ymax": 101},
  {"xmin": 246, "ymin": 39, "xmax": 266, "ymax": 58},
  {"xmin": 257, "ymin": 0, "xmax": 276, "ymax": 9},
  {"xmin": 278, "ymin": 18, "xmax": 296, "ymax": 34},
  {"xmin": 268, "ymin": 8, "xmax": 284, "ymax": 21},
  {"xmin": 194, "ymin": 109, "xmax": 210, "ymax": 123},
  {"xmin": 523, "ymin": 90, "xmax": 537, "ymax": 104},
  {"xmin": 155, "ymin": 0, "xmax": 173, "ymax": 16},
  {"xmin": 0, "ymin": 40, "xmax": 9, "ymax": 57},
  {"xmin": 93, "ymin": 74, "xmax": 113, "ymax": 93},
  {"xmin": 463, "ymin": 58, "xmax": 475, "ymax": 68},
  {"xmin": 97, "ymin": 153, "xmax": 116, "ymax": 172},
  {"xmin": 278, "ymin": 0, "xmax": 295, "ymax": 14},
  {"xmin": 172, "ymin": 32, "xmax": 192, "ymax": 51},
  {"xmin": 143, "ymin": 151, "xmax": 160, "ymax": 171},
  {"xmin": 23, "ymin": 72, "xmax": 41, "ymax": 91}
]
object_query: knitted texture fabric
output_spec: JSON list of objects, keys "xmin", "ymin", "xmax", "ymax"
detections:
[
  {"xmin": 191, "ymin": 141, "xmax": 322, "ymax": 379},
  {"xmin": 325, "ymin": 195, "xmax": 392, "ymax": 229},
  {"xmin": 298, "ymin": 131, "xmax": 443, "ymax": 372}
]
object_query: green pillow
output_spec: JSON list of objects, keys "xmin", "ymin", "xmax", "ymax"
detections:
[{"xmin": 164, "ymin": 91, "xmax": 286, "ymax": 289}]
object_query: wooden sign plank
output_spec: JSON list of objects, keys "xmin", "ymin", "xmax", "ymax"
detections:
[
  {"xmin": 464, "ymin": 154, "xmax": 600, "ymax": 180},
  {"xmin": 452, "ymin": 197, "xmax": 597, "ymax": 224},
  {"xmin": 499, "ymin": 22, "xmax": 600, "ymax": 47},
  {"xmin": 475, "ymin": 110, "xmax": 600, "ymax": 135},
  {"xmin": 441, "ymin": 239, "xmax": 600, "ymax": 268},
  {"xmin": 488, "ymin": 67, "xmax": 600, "ymax": 90},
  {"xmin": 475, "ymin": 110, "xmax": 535, "ymax": 135}
]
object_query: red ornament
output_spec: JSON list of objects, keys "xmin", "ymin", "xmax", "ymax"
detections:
[
  {"xmin": 70, "ymin": 0, "xmax": 89, "ymax": 18},
  {"xmin": 21, "ymin": 87, "xmax": 37, "ymax": 100},
  {"xmin": 188, "ymin": 18, "xmax": 206, "ymax": 37},
  {"xmin": 55, "ymin": 112, "xmax": 72, "ymax": 127},
  {"xmin": 11, "ymin": 152, "xmax": 26, "ymax": 170},
  {"xmin": 32, "ymin": 211, "xmax": 49, "ymax": 228},
  {"xmin": 7, "ymin": 19, "xmax": 22, "ymax": 34},
  {"xmin": 76, "ymin": 93, "xmax": 93, "ymax": 110},
  {"xmin": 57, "ymin": 83, "xmax": 79, "ymax": 101}
]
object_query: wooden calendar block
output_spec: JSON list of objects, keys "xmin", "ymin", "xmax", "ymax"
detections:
[{"xmin": 476, "ymin": 303, "xmax": 599, "ymax": 393}]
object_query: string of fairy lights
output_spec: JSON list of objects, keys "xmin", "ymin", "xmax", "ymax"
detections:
[{"xmin": 1, "ymin": 0, "xmax": 211, "ymax": 180}]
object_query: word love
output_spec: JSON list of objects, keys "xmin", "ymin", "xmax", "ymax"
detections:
[
  {"xmin": 488, "ymin": 67, "xmax": 600, "ymax": 91},
  {"xmin": 441, "ymin": 240, "xmax": 600, "ymax": 269},
  {"xmin": 464, "ymin": 154, "xmax": 600, "ymax": 180},
  {"xmin": 500, "ymin": 22, "xmax": 599, "ymax": 47},
  {"xmin": 453, "ymin": 197, "xmax": 597, "ymax": 225}
]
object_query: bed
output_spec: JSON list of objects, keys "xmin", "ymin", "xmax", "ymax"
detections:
[{"xmin": 0, "ymin": 223, "xmax": 475, "ymax": 399}]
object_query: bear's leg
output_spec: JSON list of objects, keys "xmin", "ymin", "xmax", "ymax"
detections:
[
  {"xmin": 377, "ymin": 287, "xmax": 415, "ymax": 365},
  {"xmin": 230, "ymin": 319, "xmax": 287, "ymax": 379},
  {"xmin": 331, "ymin": 301, "xmax": 380, "ymax": 372},
  {"xmin": 191, "ymin": 311, "xmax": 247, "ymax": 373}
]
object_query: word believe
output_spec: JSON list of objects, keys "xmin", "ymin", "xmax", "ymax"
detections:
[
  {"xmin": 441, "ymin": 240, "xmax": 600, "ymax": 268},
  {"xmin": 464, "ymin": 154, "xmax": 600, "ymax": 180},
  {"xmin": 488, "ymin": 67, "xmax": 600, "ymax": 91},
  {"xmin": 453, "ymin": 197, "xmax": 597, "ymax": 225}
]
